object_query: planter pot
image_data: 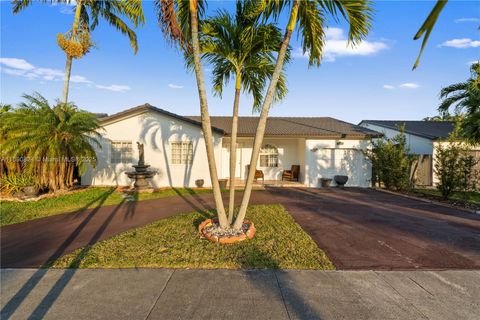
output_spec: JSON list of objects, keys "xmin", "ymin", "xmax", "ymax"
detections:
[
  {"xmin": 218, "ymin": 179, "xmax": 228, "ymax": 189},
  {"xmin": 319, "ymin": 178, "xmax": 332, "ymax": 188},
  {"xmin": 195, "ymin": 179, "xmax": 205, "ymax": 188},
  {"xmin": 334, "ymin": 175, "xmax": 348, "ymax": 186},
  {"xmin": 199, "ymin": 218, "xmax": 256, "ymax": 244}
]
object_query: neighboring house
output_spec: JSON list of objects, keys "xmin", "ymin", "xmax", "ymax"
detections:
[
  {"xmin": 82, "ymin": 103, "xmax": 381, "ymax": 188},
  {"xmin": 358, "ymin": 120, "xmax": 480, "ymax": 186}
]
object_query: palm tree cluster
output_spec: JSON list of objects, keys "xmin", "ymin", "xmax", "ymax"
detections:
[
  {"xmin": 438, "ymin": 62, "xmax": 480, "ymax": 144},
  {"xmin": 0, "ymin": 93, "xmax": 101, "ymax": 191}
]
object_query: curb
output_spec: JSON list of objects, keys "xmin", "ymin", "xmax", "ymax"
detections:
[{"xmin": 370, "ymin": 188, "xmax": 479, "ymax": 215}]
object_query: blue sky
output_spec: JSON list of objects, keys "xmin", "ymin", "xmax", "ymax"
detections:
[{"xmin": 1, "ymin": 0, "xmax": 479, "ymax": 123}]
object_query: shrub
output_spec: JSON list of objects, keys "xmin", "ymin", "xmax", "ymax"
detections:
[
  {"xmin": 366, "ymin": 128, "xmax": 413, "ymax": 191},
  {"xmin": 434, "ymin": 142, "xmax": 478, "ymax": 200}
]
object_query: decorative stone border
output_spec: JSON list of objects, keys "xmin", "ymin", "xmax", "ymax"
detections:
[{"xmin": 198, "ymin": 219, "xmax": 256, "ymax": 244}]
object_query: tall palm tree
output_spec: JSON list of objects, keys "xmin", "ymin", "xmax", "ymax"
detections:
[
  {"xmin": 12, "ymin": 0, "xmax": 145, "ymax": 104},
  {"xmin": 233, "ymin": 0, "xmax": 374, "ymax": 229},
  {"xmin": 0, "ymin": 93, "xmax": 102, "ymax": 190},
  {"xmin": 155, "ymin": 0, "xmax": 232, "ymax": 229},
  {"xmin": 438, "ymin": 62, "xmax": 480, "ymax": 143},
  {"xmin": 194, "ymin": 1, "xmax": 289, "ymax": 223}
]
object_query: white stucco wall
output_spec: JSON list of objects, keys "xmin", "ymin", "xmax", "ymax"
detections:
[
  {"xmin": 304, "ymin": 139, "xmax": 372, "ymax": 188},
  {"xmin": 360, "ymin": 123, "xmax": 433, "ymax": 155},
  {"xmin": 82, "ymin": 110, "xmax": 223, "ymax": 188}
]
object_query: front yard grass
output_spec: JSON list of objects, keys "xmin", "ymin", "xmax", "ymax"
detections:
[
  {"xmin": 51, "ymin": 204, "xmax": 334, "ymax": 270},
  {"xmin": 0, "ymin": 187, "xmax": 212, "ymax": 227}
]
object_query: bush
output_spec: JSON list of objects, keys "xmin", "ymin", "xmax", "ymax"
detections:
[
  {"xmin": 434, "ymin": 142, "xmax": 478, "ymax": 200},
  {"xmin": 365, "ymin": 128, "xmax": 413, "ymax": 191}
]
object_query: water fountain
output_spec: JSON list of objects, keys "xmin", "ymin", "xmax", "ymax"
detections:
[{"xmin": 125, "ymin": 142, "xmax": 156, "ymax": 190}]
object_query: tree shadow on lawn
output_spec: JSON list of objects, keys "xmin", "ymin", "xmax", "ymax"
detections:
[{"xmin": 1, "ymin": 189, "xmax": 137, "ymax": 320}]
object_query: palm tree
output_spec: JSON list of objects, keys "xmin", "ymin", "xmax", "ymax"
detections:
[
  {"xmin": 194, "ymin": 1, "xmax": 289, "ymax": 223},
  {"xmin": 0, "ymin": 93, "xmax": 102, "ymax": 190},
  {"xmin": 12, "ymin": 0, "xmax": 145, "ymax": 104},
  {"xmin": 232, "ymin": 0, "xmax": 374, "ymax": 229},
  {"xmin": 155, "ymin": 0, "xmax": 232, "ymax": 229},
  {"xmin": 438, "ymin": 62, "xmax": 480, "ymax": 143}
]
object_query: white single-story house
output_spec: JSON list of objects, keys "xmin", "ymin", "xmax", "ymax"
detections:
[
  {"xmin": 358, "ymin": 120, "xmax": 480, "ymax": 186},
  {"xmin": 82, "ymin": 104, "xmax": 382, "ymax": 188}
]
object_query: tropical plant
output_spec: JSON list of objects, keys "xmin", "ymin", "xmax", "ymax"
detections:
[
  {"xmin": 12, "ymin": 0, "xmax": 145, "ymax": 104},
  {"xmin": 192, "ymin": 1, "xmax": 289, "ymax": 223},
  {"xmin": 0, "ymin": 174, "xmax": 37, "ymax": 195},
  {"xmin": 156, "ymin": 0, "xmax": 373, "ymax": 231},
  {"xmin": 232, "ymin": 0, "xmax": 374, "ymax": 230},
  {"xmin": 155, "ymin": 0, "xmax": 231, "ymax": 229},
  {"xmin": 365, "ymin": 128, "xmax": 413, "ymax": 191},
  {"xmin": 0, "ymin": 93, "xmax": 102, "ymax": 191},
  {"xmin": 438, "ymin": 62, "xmax": 480, "ymax": 144}
]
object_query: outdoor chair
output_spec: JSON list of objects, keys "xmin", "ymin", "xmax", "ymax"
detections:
[
  {"xmin": 247, "ymin": 165, "xmax": 264, "ymax": 183},
  {"xmin": 282, "ymin": 165, "xmax": 300, "ymax": 181}
]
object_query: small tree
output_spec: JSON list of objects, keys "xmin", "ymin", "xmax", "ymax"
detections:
[
  {"xmin": 366, "ymin": 129, "xmax": 412, "ymax": 191},
  {"xmin": 434, "ymin": 143, "xmax": 461, "ymax": 200}
]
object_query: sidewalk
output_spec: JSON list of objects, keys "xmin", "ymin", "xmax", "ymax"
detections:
[{"xmin": 1, "ymin": 269, "xmax": 479, "ymax": 320}]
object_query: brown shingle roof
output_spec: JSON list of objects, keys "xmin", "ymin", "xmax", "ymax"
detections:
[{"xmin": 187, "ymin": 116, "xmax": 381, "ymax": 138}]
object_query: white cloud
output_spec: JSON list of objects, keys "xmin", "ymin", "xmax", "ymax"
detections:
[
  {"xmin": 399, "ymin": 83, "xmax": 419, "ymax": 89},
  {"xmin": 95, "ymin": 84, "xmax": 131, "ymax": 92},
  {"xmin": 439, "ymin": 38, "xmax": 480, "ymax": 49},
  {"xmin": 1, "ymin": 57, "xmax": 129, "ymax": 92},
  {"xmin": 60, "ymin": 6, "xmax": 73, "ymax": 14},
  {"xmin": 383, "ymin": 84, "xmax": 394, "ymax": 90},
  {"xmin": 0, "ymin": 58, "xmax": 34, "ymax": 70},
  {"xmin": 455, "ymin": 18, "xmax": 480, "ymax": 23},
  {"xmin": 293, "ymin": 27, "xmax": 389, "ymax": 62},
  {"xmin": 168, "ymin": 83, "xmax": 184, "ymax": 89}
]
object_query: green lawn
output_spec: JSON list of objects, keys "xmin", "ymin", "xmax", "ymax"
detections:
[
  {"xmin": 413, "ymin": 188, "xmax": 480, "ymax": 204},
  {"xmin": 51, "ymin": 204, "xmax": 334, "ymax": 270},
  {"xmin": 0, "ymin": 187, "xmax": 212, "ymax": 227}
]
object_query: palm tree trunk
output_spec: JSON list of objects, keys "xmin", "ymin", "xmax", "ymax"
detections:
[
  {"xmin": 233, "ymin": 1, "xmax": 299, "ymax": 230},
  {"xmin": 227, "ymin": 71, "xmax": 242, "ymax": 224},
  {"xmin": 62, "ymin": 0, "xmax": 83, "ymax": 104},
  {"xmin": 189, "ymin": 0, "xmax": 229, "ymax": 229}
]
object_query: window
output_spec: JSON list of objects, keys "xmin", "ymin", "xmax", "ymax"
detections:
[
  {"xmin": 171, "ymin": 141, "xmax": 193, "ymax": 164},
  {"xmin": 111, "ymin": 141, "xmax": 133, "ymax": 164},
  {"xmin": 259, "ymin": 144, "xmax": 278, "ymax": 167}
]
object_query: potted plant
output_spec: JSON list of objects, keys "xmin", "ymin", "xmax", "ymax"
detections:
[
  {"xmin": 334, "ymin": 175, "xmax": 349, "ymax": 187},
  {"xmin": 319, "ymin": 178, "xmax": 332, "ymax": 187},
  {"xmin": 218, "ymin": 179, "xmax": 228, "ymax": 189},
  {"xmin": 195, "ymin": 179, "xmax": 205, "ymax": 188}
]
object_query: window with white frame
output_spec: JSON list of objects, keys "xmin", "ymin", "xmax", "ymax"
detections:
[
  {"xmin": 111, "ymin": 141, "xmax": 133, "ymax": 164},
  {"xmin": 259, "ymin": 144, "xmax": 278, "ymax": 167},
  {"xmin": 171, "ymin": 141, "xmax": 193, "ymax": 164}
]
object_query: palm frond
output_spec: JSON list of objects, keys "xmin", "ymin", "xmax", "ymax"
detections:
[{"xmin": 413, "ymin": 0, "xmax": 448, "ymax": 70}]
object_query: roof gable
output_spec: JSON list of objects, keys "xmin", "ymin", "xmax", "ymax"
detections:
[{"xmin": 99, "ymin": 103, "xmax": 225, "ymax": 134}]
